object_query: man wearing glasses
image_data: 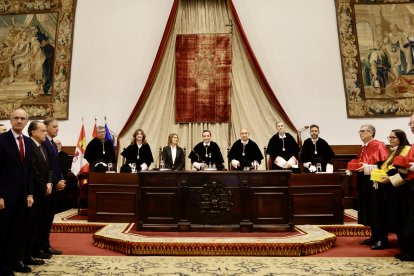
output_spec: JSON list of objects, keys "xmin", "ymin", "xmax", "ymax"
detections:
[{"xmin": 355, "ymin": 124, "xmax": 388, "ymax": 249}]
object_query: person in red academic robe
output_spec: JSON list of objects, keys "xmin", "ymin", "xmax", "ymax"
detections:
[
  {"xmin": 387, "ymin": 114, "xmax": 414, "ymax": 261},
  {"xmin": 354, "ymin": 124, "xmax": 389, "ymax": 250}
]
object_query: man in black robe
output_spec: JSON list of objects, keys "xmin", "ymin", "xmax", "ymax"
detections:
[
  {"xmin": 300, "ymin": 124, "xmax": 335, "ymax": 172},
  {"xmin": 188, "ymin": 130, "xmax": 224, "ymax": 170},
  {"xmin": 84, "ymin": 126, "xmax": 115, "ymax": 172},
  {"xmin": 266, "ymin": 122, "xmax": 300, "ymax": 170},
  {"xmin": 228, "ymin": 128, "xmax": 263, "ymax": 170}
]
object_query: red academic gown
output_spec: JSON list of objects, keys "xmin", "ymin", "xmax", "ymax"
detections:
[{"xmin": 356, "ymin": 139, "xmax": 388, "ymax": 226}]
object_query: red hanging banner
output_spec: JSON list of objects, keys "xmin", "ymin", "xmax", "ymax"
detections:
[{"xmin": 175, "ymin": 34, "xmax": 232, "ymax": 123}]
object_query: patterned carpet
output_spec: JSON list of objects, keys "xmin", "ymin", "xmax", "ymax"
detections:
[
  {"xmin": 15, "ymin": 209, "xmax": 410, "ymax": 275},
  {"xmin": 19, "ymin": 255, "xmax": 414, "ymax": 275}
]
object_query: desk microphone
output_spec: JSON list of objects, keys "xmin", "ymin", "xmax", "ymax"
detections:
[{"xmin": 298, "ymin": 126, "xmax": 309, "ymax": 133}]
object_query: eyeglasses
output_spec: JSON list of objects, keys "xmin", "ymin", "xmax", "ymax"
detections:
[
  {"xmin": 358, "ymin": 130, "xmax": 370, "ymax": 134},
  {"xmin": 387, "ymin": 136, "xmax": 397, "ymax": 140},
  {"xmin": 408, "ymin": 122, "xmax": 414, "ymax": 126}
]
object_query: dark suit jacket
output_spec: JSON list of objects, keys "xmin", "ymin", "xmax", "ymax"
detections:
[
  {"xmin": 43, "ymin": 138, "xmax": 64, "ymax": 185},
  {"xmin": 30, "ymin": 139, "xmax": 53, "ymax": 198},
  {"xmin": 0, "ymin": 130, "xmax": 33, "ymax": 204},
  {"xmin": 162, "ymin": 146, "xmax": 185, "ymax": 171}
]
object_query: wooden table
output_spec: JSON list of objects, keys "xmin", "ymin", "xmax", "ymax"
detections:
[{"xmin": 88, "ymin": 171, "xmax": 344, "ymax": 230}]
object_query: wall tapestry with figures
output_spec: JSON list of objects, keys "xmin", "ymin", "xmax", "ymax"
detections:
[
  {"xmin": 0, "ymin": 0, "xmax": 76, "ymax": 119},
  {"xmin": 336, "ymin": 0, "xmax": 414, "ymax": 118}
]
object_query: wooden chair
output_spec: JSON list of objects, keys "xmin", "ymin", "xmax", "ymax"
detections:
[
  {"xmin": 183, "ymin": 147, "xmax": 186, "ymax": 170},
  {"xmin": 227, "ymin": 147, "xmax": 231, "ymax": 170},
  {"xmin": 158, "ymin": 146, "xmax": 162, "ymax": 169}
]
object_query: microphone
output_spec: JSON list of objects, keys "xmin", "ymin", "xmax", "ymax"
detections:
[{"xmin": 298, "ymin": 126, "xmax": 309, "ymax": 133}]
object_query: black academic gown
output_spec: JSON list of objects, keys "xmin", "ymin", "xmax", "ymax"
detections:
[
  {"xmin": 300, "ymin": 137, "xmax": 335, "ymax": 171},
  {"xmin": 266, "ymin": 133, "xmax": 299, "ymax": 170},
  {"xmin": 121, "ymin": 143, "xmax": 153, "ymax": 169},
  {"xmin": 188, "ymin": 141, "xmax": 224, "ymax": 170},
  {"xmin": 84, "ymin": 137, "xmax": 116, "ymax": 171},
  {"xmin": 228, "ymin": 139, "xmax": 264, "ymax": 170}
]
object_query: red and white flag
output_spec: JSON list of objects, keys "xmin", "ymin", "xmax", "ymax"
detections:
[
  {"xmin": 92, "ymin": 121, "xmax": 97, "ymax": 138},
  {"xmin": 71, "ymin": 124, "xmax": 89, "ymax": 175}
]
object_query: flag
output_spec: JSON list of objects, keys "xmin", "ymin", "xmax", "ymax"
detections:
[
  {"xmin": 92, "ymin": 121, "xmax": 97, "ymax": 138},
  {"xmin": 105, "ymin": 123, "xmax": 114, "ymax": 147},
  {"xmin": 71, "ymin": 124, "xmax": 89, "ymax": 175}
]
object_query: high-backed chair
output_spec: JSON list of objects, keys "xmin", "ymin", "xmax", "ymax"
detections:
[
  {"xmin": 227, "ymin": 147, "xmax": 231, "ymax": 170},
  {"xmin": 158, "ymin": 146, "xmax": 162, "ymax": 169},
  {"xmin": 183, "ymin": 147, "xmax": 186, "ymax": 170}
]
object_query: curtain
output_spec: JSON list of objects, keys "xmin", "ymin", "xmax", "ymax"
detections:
[{"xmin": 118, "ymin": 0, "xmax": 297, "ymax": 170}]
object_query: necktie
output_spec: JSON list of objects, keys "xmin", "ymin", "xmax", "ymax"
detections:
[
  {"xmin": 51, "ymin": 139, "xmax": 58, "ymax": 153},
  {"xmin": 17, "ymin": 136, "xmax": 24, "ymax": 161},
  {"xmin": 39, "ymin": 145, "xmax": 46, "ymax": 160}
]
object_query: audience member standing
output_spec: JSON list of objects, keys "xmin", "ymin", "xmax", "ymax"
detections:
[
  {"xmin": 54, "ymin": 139, "xmax": 70, "ymax": 213},
  {"xmin": 0, "ymin": 108, "xmax": 33, "ymax": 276},
  {"xmin": 355, "ymin": 124, "xmax": 388, "ymax": 249},
  {"xmin": 388, "ymin": 115, "xmax": 414, "ymax": 261},
  {"xmin": 378, "ymin": 129, "xmax": 410, "ymax": 256},
  {"xmin": 15, "ymin": 121, "xmax": 51, "ymax": 272},
  {"xmin": 35, "ymin": 117, "xmax": 65, "ymax": 259}
]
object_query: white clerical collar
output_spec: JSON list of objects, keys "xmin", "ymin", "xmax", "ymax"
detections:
[
  {"xmin": 311, "ymin": 138, "xmax": 319, "ymax": 143},
  {"xmin": 278, "ymin": 133, "xmax": 286, "ymax": 139},
  {"xmin": 203, "ymin": 143, "xmax": 210, "ymax": 147},
  {"xmin": 241, "ymin": 139, "xmax": 249, "ymax": 145}
]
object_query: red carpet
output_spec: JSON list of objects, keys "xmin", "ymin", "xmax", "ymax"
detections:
[{"xmin": 51, "ymin": 232, "xmax": 400, "ymax": 257}]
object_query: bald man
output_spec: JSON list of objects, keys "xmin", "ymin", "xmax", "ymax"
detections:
[{"xmin": 228, "ymin": 128, "xmax": 263, "ymax": 170}]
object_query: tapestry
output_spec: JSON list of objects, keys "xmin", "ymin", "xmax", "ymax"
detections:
[
  {"xmin": 0, "ymin": 0, "xmax": 76, "ymax": 119},
  {"xmin": 335, "ymin": 0, "xmax": 414, "ymax": 118},
  {"xmin": 175, "ymin": 34, "xmax": 232, "ymax": 122}
]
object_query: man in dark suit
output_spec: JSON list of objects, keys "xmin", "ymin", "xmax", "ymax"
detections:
[
  {"xmin": 54, "ymin": 139, "xmax": 70, "ymax": 213},
  {"xmin": 15, "ymin": 121, "xmax": 53, "ymax": 270},
  {"xmin": 0, "ymin": 108, "xmax": 33, "ymax": 276},
  {"xmin": 34, "ymin": 117, "xmax": 65, "ymax": 258}
]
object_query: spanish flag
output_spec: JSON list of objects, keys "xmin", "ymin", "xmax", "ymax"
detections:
[{"xmin": 71, "ymin": 124, "xmax": 89, "ymax": 175}]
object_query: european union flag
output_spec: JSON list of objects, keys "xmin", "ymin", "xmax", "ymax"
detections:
[{"xmin": 105, "ymin": 123, "xmax": 114, "ymax": 148}]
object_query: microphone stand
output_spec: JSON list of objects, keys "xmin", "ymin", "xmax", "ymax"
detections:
[{"xmin": 297, "ymin": 126, "xmax": 309, "ymax": 151}]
